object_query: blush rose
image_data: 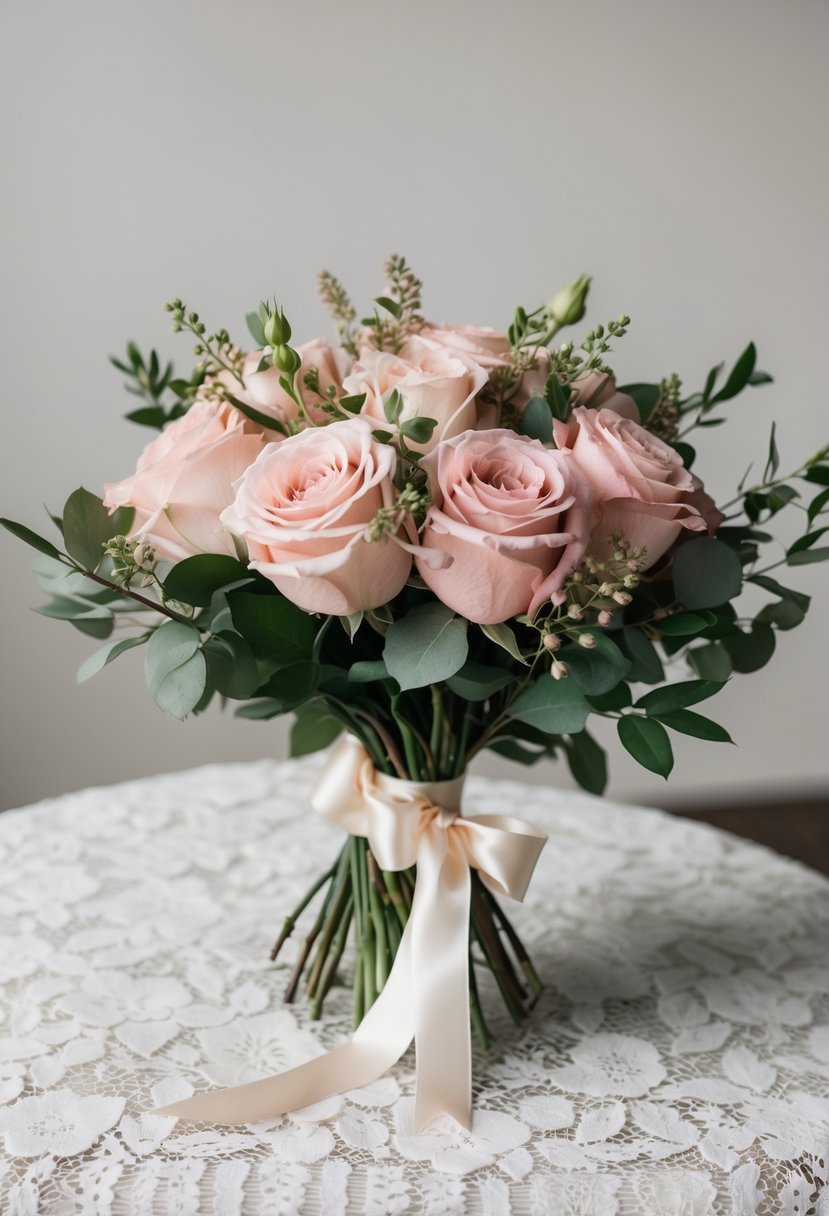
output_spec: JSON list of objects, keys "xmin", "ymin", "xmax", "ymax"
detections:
[
  {"xmin": 221, "ymin": 418, "xmax": 413, "ymax": 615},
  {"xmin": 103, "ymin": 400, "xmax": 268, "ymax": 561},
  {"xmin": 553, "ymin": 405, "xmax": 710, "ymax": 565},
  {"xmin": 416, "ymin": 428, "xmax": 593, "ymax": 623},
  {"xmin": 343, "ymin": 337, "xmax": 488, "ymax": 454},
  {"xmin": 242, "ymin": 339, "xmax": 351, "ymax": 428}
]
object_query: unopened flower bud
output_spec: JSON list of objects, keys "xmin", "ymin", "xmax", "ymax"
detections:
[
  {"xmin": 542, "ymin": 633, "xmax": 561, "ymax": 651},
  {"xmin": 623, "ymin": 573, "xmax": 639, "ymax": 588},
  {"xmin": 550, "ymin": 660, "xmax": 570, "ymax": 680},
  {"xmin": 598, "ymin": 581, "xmax": 616, "ymax": 597},
  {"xmin": 567, "ymin": 604, "xmax": 584, "ymax": 621},
  {"xmin": 613, "ymin": 590, "xmax": 632, "ymax": 606},
  {"xmin": 264, "ymin": 309, "xmax": 290, "ymax": 347},
  {"xmin": 273, "ymin": 344, "xmax": 302, "ymax": 375},
  {"xmin": 577, "ymin": 632, "xmax": 597, "ymax": 648},
  {"xmin": 548, "ymin": 274, "xmax": 592, "ymax": 327},
  {"xmin": 598, "ymin": 609, "xmax": 614, "ymax": 627},
  {"xmin": 550, "ymin": 590, "xmax": 568, "ymax": 607}
]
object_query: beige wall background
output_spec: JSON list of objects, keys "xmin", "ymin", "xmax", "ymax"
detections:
[{"xmin": 1, "ymin": 0, "xmax": 827, "ymax": 812}]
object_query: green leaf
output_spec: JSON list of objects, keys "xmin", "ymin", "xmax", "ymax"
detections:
[
  {"xmin": 702, "ymin": 362, "xmax": 724, "ymax": 400},
  {"xmin": 383, "ymin": 388, "xmax": 403, "ymax": 424},
  {"xmin": 339, "ymin": 393, "xmax": 366, "ymax": 414},
  {"xmin": 77, "ymin": 635, "xmax": 146, "ymax": 683},
  {"xmin": 544, "ymin": 375, "xmax": 572, "ymax": 422},
  {"xmin": 1, "ymin": 517, "xmax": 64, "ymax": 561},
  {"xmin": 807, "ymin": 487, "xmax": 829, "ymax": 522},
  {"xmin": 587, "ymin": 683, "xmax": 632, "ymax": 712},
  {"xmin": 348, "ymin": 659, "xmax": 393, "ymax": 684},
  {"xmin": 659, "ymin": 611, "xmax": 716, "ymax": 637},
  {"xmin": 564, "ymin": 631, "xmax": 631, "ymax": 696},
  {"xmin": 787, "ymin": 546, "xmax": 829, "ymax": 565},
  {"xmin": 62, "ymin": 488, "xmax": 131, "ymax": 572},
  {"xmin": 163, "ymin": 554, "xmax": 252, "ymax": 607},
  {"xmin": 763, "ymin": 422, "xmax": 780, "ymax": 483},
  {"xmin": 124, "ymin": 406, "xmax": 169, "ymax": 429},
  {"xmin": 399, "ymin": 416, "xmax": 438, "ymax": 444},
  {"xmin": 564, "ymin": 729, "xmax": 608, "ymax": 795},
  {"xmin": 480, "ymin": 621, "xmax": 529, "ymax": 665},
  {"xmin": 654, "ymin": 709, "xmax": 732, "ymax": 743},
  {"xmin": 509, "ymin": 676, "xmax": 591, "ymax": 734},
  {"xmin": 617, "ymin": 715, "xmax": 673, "ymax": 777},
  {"xmin": 723, "ymin": 623, "xmax": 776, "ymax": 673},
  {"xmin": 621, "ymin": 629, "xmax": 664, "ymax": 684},
  {"xmin": 228, "ymin": 590, "xmax": 317, "ymax": 663},
  {"xmin": 671, "ymin": 441, "xmax": 696, "ymax": 470},
  {"xmin": 489, "ymin": 738, "xmax": 549, "ymax": 766},
  {"xmin": 246, "ymin": 311, "xmax": 267, "ymax": 346},
  {"xmin": 519, "ymin": 397, "xmax": 553, "ymax": 443},
  {"xmin": 144, "ymin": 621, "xmax": 206, "ymax": 718},
  {"xmin": 748, "ymin": 574, "xmax": 810, "ymax": 611},
  {"xmin": 804, "ymin": 466, "xmax": 829, "ymax": 487},
  {"xmin": 290, "ymin": 702, "xmax": 343, "ymax": 756},
  {"xmin": 257, "ymin": 660, "xmax": 320, "ymax": 711},
  {"xmin": 688, "ymin": 643, "xmax": 733, "ymax": 680},
  {"xmin": 672, "ymin": 536, "xmax": 742, "ymax": 609},
  {"xmin": 375, "ymin": 295, "xmax": 402, "ymax": 319},
  {"xmin": 226, "ymin": 393, "xmax": 287, "ymax": 436},
  {"xmin": 204, "ymin": 631, "xmax": 260, "ymax": 699},
  {"xmin": 711, "ymin": 342, "xmax": 757, "ymax": 403},
  {"xmin": 618, "ymin": 383, "xmax": 661, "ymax": 423},
  {"xmin": 383, "ymin": 604, "xmax": 468, "ymax": 691},
  {"xmin": 635, "ymin": 678, "xmax": 724, "ymax": 715},
  {"xmin": 447, "ymin": 661, "xmax": 513, "ymax": 702}
]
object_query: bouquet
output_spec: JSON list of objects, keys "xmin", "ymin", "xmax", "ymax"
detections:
[{"xmin": 4, "ymin": 256, "xmax": 828, "ymax": 1129}]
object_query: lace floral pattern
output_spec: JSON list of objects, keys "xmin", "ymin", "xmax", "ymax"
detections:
[{"xmin": 0, "ymin": 758, "xmax": 827, "ymax": 1214}]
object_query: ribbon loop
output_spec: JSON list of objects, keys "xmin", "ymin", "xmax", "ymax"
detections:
[{"xmin": 154, "ymin": 735, "xmax": 547, "ymax": 1131}]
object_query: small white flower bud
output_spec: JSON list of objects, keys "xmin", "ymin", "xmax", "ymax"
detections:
[
  {"xmin": 577, "ymin": 633, "xmax": 597, "ymax": 648},
  {"xmin": 598, "ymin": 609, "xmax": 614, "ymax": 626},
  {"xmin": 550, "ymin": 590, "xmax": 568, "ymax": 607},
  {"xmin": 542, "ymin": 633, "xmax": 561, "ymax": 651},
  {"xmin": 550, "ymin": 660, "xmax": 570, "ymax": 680},
  {"xmin": 613, "ymin": 590, "xmax": 633, "ymax": 606},
  {"xmin": 567, "ymin": 604, "xmax": 584, "ymax": 621}
]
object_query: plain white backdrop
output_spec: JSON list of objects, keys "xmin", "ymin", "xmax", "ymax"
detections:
[{"xmin": 1, "ymin": 0, "xmax": 827, "ymax": 811}]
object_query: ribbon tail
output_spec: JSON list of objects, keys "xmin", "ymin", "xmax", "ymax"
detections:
[
  {"xmin": 412, "ymin": 832, "xmax": 473, "ymax": 1132},
  {"xmin": 154, "ymin": 927, "xmax": 417, "ymax": 1126}
]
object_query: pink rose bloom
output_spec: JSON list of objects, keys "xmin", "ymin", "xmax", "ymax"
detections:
[
  {"xmin": 418, "ymin": 323, "xmax": 511, "ymax": 369},
  {"xmin": 241, "ymin": 339, "xmax": 352, "ymax": 428},
  {"xmin": 419, "ymin": 324, "xmax": 549, "ymax": 420},
  {"xmin": 103, "ymin": 400, "xmax": 267, "ymax": 561},
  {"xmin": 221, "ymin": 418, "xmax": 413, "ymax": 616},
  {"xmin": 416, "ymin": 429, "xmax": 593, "ymax": 624},
  {"xmin": 553, "ymin": 405, "xmax": 709, "ymax": 566},
  {"xmin": 569, "ymin": 371, "xmax": 640, "ymax": 420},
  {"xmin": 343, "ymin": 336, "xmax": 488, "ymax": 454}
]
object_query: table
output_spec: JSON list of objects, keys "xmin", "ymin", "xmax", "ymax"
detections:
[{"xmin": 1, "ymin": 758, "xmax": 828, "ymax": 1215}]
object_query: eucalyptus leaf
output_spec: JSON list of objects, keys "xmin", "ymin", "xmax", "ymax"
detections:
[
  {"xmin": 383, "ymin": 604, "xmax": 468, "ymax": 691},
  {"xmin": 672, "ymin": 537, "xmax": 742, "ymax": 609},
  {"xmin": 564, "ymin": 631, "xmax": 631, "ymax": 696},
  {"xmin": 480, "ymin": 621, "xmax": 529, "ymax": 665},
  {"xmin": 688, "ymin": 643, "xmax": 733, "ymax": 680},
  {"xmin": 144, "ymin": 621, "xmax": 206, "ymax": 719},
  {"xmin": 621, "ymin": 629, "xmax": 665, "ymax": 684},
  {"xmin": 290, "ymin": 702, "xmax": 343, "ymax": 756},
  {"xmin": 519, "ymin": 397, "xmax": 553, "ymax": 443},
  {"xmin": 62, "ymin": 488, "xmax": 132, "ymax": 572},
  {"xmin": 509, "ymin": 676, "xmax": 591, "ymax": 734},
  {"xmin": 447, "ymin": 661, "xmax": 513, "ymax": 702},
  {"xmin": 76, "ymin": 635, "xmax": 146, "ymax": 684},
  {"xmin": 228, "ymin": 590, "xmax": 317, "ymax": 663},
  {"xmin": 204, "ymin": 631, "xmax": 260, "ymax": 699},
  {"xmin": 723, "ymin": 624, "xmax": 776, "ymax": 673},
  {"xmin": 163, "ymin": 554, "xmax": 252, "ymax": 607}
]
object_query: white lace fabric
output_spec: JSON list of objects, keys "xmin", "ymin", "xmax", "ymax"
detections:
[{"xmin": 0, "ymin": 757, "xmax": 827, "ymax": 1215}]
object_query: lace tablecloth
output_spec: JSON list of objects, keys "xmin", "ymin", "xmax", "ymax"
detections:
[{"xmin": 1, "ymin": 758, "xmax": 828, "ymax": 1216}]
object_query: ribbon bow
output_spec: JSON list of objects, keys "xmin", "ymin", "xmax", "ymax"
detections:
[{"xmin": 156, "ymin": 736, "xmax": 547, "ymax": 1130}]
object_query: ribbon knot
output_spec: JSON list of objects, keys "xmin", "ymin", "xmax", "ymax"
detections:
[{"xmin": 155, "ymin": 735, "xmax": 547, "ymax": 1131}]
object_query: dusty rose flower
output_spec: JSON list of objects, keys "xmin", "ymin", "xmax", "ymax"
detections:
[
  {"xmin": 221, "ymin": 418, "xmax": 413, "ymax": 615},
  {"xmin": 553, "ymin": 405, "xmax": 709, "ymax": 566},
  {"xmin": 416, "ymin": 429, "xmax": 593, "ymax": 624},
  {"xmin": 569, "ymin": 371, "xmax": 639, "ymax": 420},
  {"xmin": 241, "ymin": 339, "xmax": 351, "ymax": 428},
  {"xmin": 103, "ymin": 400, "xmax": 267, "ymax": 561},
  {"xmin": 418, "ymin": 323, "xmax": 512, "ymax": 369},
  {"xmin": 343, "ymin": 337, "xmax": 488, "ymax": 454}
]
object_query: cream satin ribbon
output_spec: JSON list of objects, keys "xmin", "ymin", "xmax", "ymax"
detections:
[{"xmin": 155, "ymin": 735, "xmax": 547, "ymax": 1131}]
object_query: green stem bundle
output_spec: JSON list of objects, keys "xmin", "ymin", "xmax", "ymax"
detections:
[{"xmin": 271, "ymin": 835, "xmax": 540, "ymax": 1047}]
